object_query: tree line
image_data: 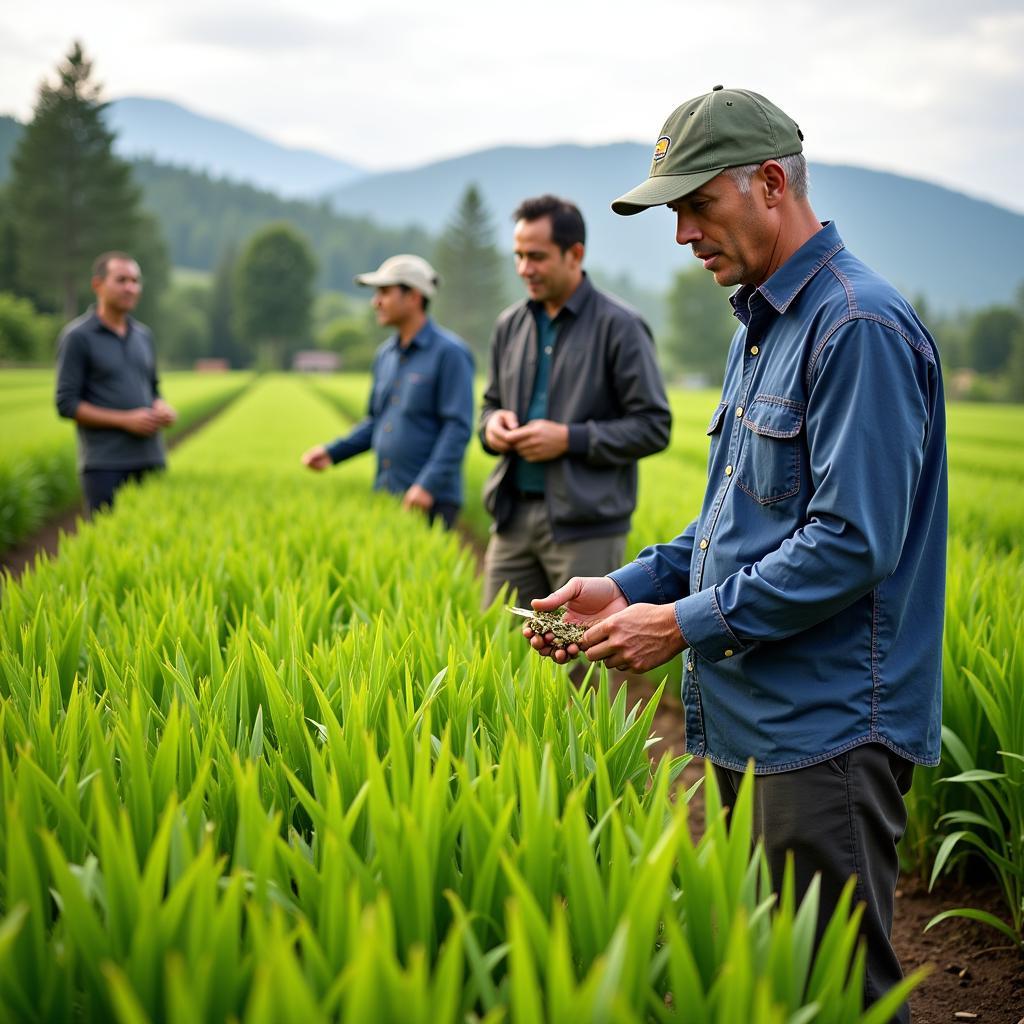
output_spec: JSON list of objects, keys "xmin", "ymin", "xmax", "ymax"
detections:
[
  {"xmin": 1, "ymin": 43, "xmax": 1022, "ymax": 400},
  {"xmin": 0, "ymin": 45, "xmax": 511, "ymax": 371}
]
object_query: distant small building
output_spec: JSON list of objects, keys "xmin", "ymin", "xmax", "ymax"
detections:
[
  {"xmin": 948, "ymin": 368, "xmax": 976, "ymax": 400},
  {"xmin": 293, "ymin": 350, "xmax": 340, "ymax": 373},
  {"xmin": 194, "ymin": 358, "xmax": 230, "ymax": 372}
]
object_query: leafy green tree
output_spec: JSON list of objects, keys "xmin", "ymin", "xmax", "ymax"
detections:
[
  {"xmin": 317, "ymin": 305, "xmax": 385, "ymax": 371},
  {"xmin": 662, "ymin": 266, "xmax": 737, "ymax": 383},
  {"xmin": 433, "ymin": 184, "xmax": 507, "ymax": 361},
  {"xmin": 233, "ymin": 222, "xmax": 317, "ymax": 368},
  {"xmin": 157, "ymin": 282, "xmax": 212, "ymax": 367},
  {"xmin": 965, "ymin": 306, "xmax": 1022, "ymax": 375},
  {"xmin": 7, "ymin": 43, "xmax": 166, "ymax": 319},
  {"xmin": 0, "ymin": 292, "xmax": 59, "ymax": 363}
]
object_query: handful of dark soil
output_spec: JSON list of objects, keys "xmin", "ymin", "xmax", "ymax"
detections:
[{"xmin": 507, "ymin": 605, "xmax": 586, "ymax": 648}]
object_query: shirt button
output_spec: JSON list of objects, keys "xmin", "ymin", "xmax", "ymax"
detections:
[
  {"xmin": 699, "ymin": 538, "xmax": 709, "ymax": 550},
  {"xmin": 735, "ymin": 406, "xmax": 744, "ymax": 418},
  {"xmin": 545, "ymin": 346, "xmax": 553, "ymax": 355},
  {"xmin": 686, "ymin": 659, "xmax": 694, "ymax": 671},
  {"xmin": 750, "ymin": 345, "xmax": 759, "ymax": 356},
  {"xmin": 724, "ymin": 649, "xmax": 734, "ymax": 657},
  {"xmin": 725, "ymin": 465, "xmax": 733, "ymax": 476}
]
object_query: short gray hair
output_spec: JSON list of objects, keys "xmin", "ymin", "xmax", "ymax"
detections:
[{"xmin": 724, "ymin": 154, "xmax": 809, "ymax": 200}]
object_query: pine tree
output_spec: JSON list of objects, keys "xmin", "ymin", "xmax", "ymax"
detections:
[
  {"xmin": 433, "ymin": 184, "xmax": 507, "ymax": 361},
  {"xmin": 8, "ymin": 42, "xmax": 155, "ymax": 319}
]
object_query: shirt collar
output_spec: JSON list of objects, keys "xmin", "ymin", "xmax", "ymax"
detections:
[
  {"xmin": 730, "ymin": 221, "xmax": 845, "ymax": 323},
  {"xmin": 527, "ymin": 270, "xmax": 593, "ymax": 322},
  {"xmin": 86, "ymin": 304, "xmax": 135, "ymax": 338},
  {"xmin": 391, "ymin": 317, "xmax": 436, "ymax": 352}
]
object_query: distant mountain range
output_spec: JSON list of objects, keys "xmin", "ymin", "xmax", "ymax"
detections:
[
  {"xmin": 327, "ymin": 145, "xmax": 1024, "ymax": 312},
  {"xmin": 2, "ymin": 98, "xmax": 1023, "ymax": 312},
  {"xmin": 105, "ymin": 97, "xmax": 363, "ymax": 198}
]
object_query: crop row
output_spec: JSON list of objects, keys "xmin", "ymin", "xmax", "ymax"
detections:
[
  {"xmin": 0, "ymin": 377, "xmax": 913, "ymax": 1022},
  {"xmin": 0, "ymin": 371, "xmax": 253, "ymax": 554},
  {"xmin": 304, "ymin": 373, "xmax": 1024, "ymax": 947}
]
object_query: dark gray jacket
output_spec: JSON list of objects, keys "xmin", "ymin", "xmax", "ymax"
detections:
[{"xmin": 479, "ymin": 275, "xmax": 671, "ymax": 541}]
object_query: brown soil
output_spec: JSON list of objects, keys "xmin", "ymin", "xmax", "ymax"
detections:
[
  {"xmin": 0, "ymin": 502, "xmax": 84, "ymax": 582},
  {"xmin": 616, "ymin": 674, "xmax": 1024, "ymax": 1024}
]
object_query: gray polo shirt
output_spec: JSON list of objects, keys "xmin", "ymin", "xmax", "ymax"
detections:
[{"xmin": 55, "ymin": 309, "xmax": 166, "ymax": 471}]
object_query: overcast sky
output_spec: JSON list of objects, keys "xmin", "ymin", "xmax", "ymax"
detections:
[{"xmin": 2, "ymin": 0, "xmax": 1022, "ymax": 212}]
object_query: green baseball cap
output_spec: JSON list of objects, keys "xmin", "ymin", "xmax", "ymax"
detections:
[{"xmin": 611, "ymin": 86, "xmax": 804, "ymax": 215}]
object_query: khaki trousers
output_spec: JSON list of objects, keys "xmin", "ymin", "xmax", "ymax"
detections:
[{"xmin": 482, "ymin": 498, "xmax": 627, "ymax": 609}]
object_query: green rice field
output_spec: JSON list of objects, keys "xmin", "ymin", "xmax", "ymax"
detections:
[{"xmin": 0, "ymin": 369, "xmax": 1020, "ymax": 1021}]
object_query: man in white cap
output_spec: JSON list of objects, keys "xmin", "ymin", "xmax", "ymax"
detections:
[{"xmin": 301, "ymin": 254, "xmax": 474, "ymax": 529}]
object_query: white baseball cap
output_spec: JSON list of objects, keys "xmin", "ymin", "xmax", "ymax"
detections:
[{"xmin": 354, "ymin": 254, "xmax": 440, "ymax": 298}]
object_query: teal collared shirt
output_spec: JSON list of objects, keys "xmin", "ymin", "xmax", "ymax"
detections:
[{"xmin": 515, "ymin": 308, "xmax": 561, "ymax": 493}]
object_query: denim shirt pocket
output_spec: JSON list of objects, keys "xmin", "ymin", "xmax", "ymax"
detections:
[
  {"xmin": 400, "ymin": 371, "xmax": 433, "ymax": 412},
  {"xmin": 705, "ymin": 401, "xmax": 729, "ymax": 469},
  {"xmin": 736, "ymin": 395, "xmax": 805, "ymax": 505}
]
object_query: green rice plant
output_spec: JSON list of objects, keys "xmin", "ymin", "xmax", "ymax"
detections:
[
  {"xmin": 0, "ymin": 377, "xmax": 921, "ymax": 1020},
  {"xmin": 0, "ymin": 369, "xmax": 254, "ymax": 554},
  {"xmin": 924, "ymin": 601, "xmax": 1024, "ymax": 948}
]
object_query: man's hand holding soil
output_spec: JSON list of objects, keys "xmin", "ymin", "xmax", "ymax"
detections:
[{"xmin": 524, "ymin": 575, "xmax": 687, "ymax": 672}]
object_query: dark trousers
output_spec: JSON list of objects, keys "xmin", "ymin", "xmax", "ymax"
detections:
[
  {"xmin": 428, "ymin": 502, "xmax": 459, "ymax": 530},
  {"xmin": 81, "ymin": 466, "xmax": 161, "ymax": 515},
  {"xmin": 714, "ymin": 744, "xmax": 914, "ymax": 1023}
]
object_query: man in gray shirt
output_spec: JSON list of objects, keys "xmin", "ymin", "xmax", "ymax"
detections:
[{"xmin": 55, "ymin": 251, "xmax": 177, "ymax": 513}]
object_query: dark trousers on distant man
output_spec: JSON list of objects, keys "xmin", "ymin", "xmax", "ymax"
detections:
[
  {"xmin": 81, "ymin": 465, "xmax": 162, "ymax": 515},
  {"xmin": 714, "ymin": 743, "xmax": 915, "ymax": 1023}
]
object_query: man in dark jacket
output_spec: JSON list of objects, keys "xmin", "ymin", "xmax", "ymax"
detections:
[{"xmin": 479, "ymin": 195, "xmax": 671, "ymax": 607}]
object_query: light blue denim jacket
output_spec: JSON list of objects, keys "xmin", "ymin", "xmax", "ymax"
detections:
[{"xmin": 610, "ymin": 223, "xmax": 947, "ymax": 773}]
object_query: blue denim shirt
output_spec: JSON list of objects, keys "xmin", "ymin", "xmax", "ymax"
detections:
[
  {"xmin": 610, "ymin": 223, "xmax": 947, "ymax": 773},
  {"xmin": 326, "ymin": 319, "xmax": 474, "ymax": 506}
]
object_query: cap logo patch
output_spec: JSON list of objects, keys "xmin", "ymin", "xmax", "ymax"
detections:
[{"xmin": 653, "ymin": 136, "xmax": 671, "ymax": 163}]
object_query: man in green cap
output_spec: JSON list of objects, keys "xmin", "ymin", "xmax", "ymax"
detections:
[{"xmin": 524, "ymin": 87, "xmax": 947, "ymax": 1020}]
